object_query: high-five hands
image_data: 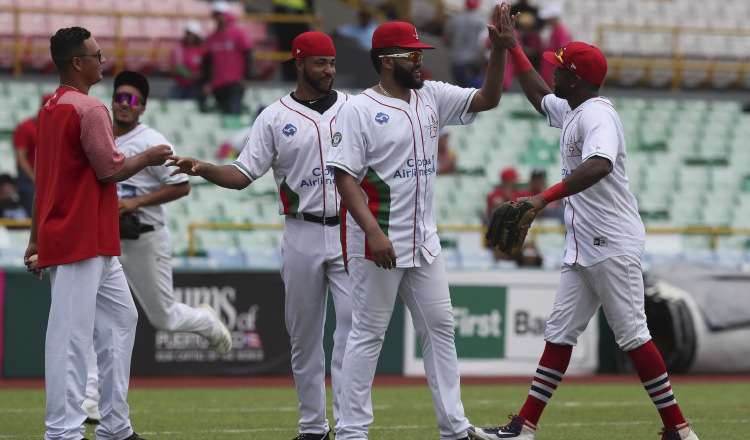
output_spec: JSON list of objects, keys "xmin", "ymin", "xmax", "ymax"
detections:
[{"xmin": 487, "ymin": 2, "xmax": 521, "ymax": 51}]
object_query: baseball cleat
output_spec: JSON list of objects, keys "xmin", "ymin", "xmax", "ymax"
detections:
[
  {"xmin": 124, "ymin": 433, "xmax": 148, "ymax": 440},
  {"xmin": 660, "ymin": 421, "xmax": 699, "ymax": 440},
  {"xmin": 468, "ymin": 415, "xmax": 537, "ymax": 439},
  {"xmin": 199, "ymin": 303, "xmax": 233, "ymax": 355},
  {"xmin": 82, "ymin": 397, "xmax": 101, "ymax": 424},
  {"xmin": 292, "ymin": 431, "xmax": 330, "ymax": 440}
]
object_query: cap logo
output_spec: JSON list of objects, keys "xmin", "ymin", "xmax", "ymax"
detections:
[
  {"xmin": 413, "ymin": 28, "xmax": 419, "ymax": 39},
  {"xmin": 570, "ymin": 62, "xmax": 577, "ymax": 69}
]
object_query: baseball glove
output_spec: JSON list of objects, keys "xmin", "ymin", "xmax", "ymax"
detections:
[
  {"xmin": 486, "ymin": 199, "xmax": 538, "ymax": 256},
  {"xmin": 119, "ymin": 212, "xmax": 141, "ymax": 240}
]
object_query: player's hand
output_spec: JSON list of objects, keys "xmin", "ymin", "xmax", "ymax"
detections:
[
  {"xmin": 366, "ymin": 229, "xmax": 397, "ymax": 270},
  {"xmin": 143, "ymin": 144, "xmax": 173, "ymax": 166},
  {"xmin": 489, "ymin": 2, "xmax": 520, "ymax": 50},
  {"xmin": 24, "ymin": 244, "xmax": 42, "ymax": 280},
  {"xmin": 118, "ymin": 198, "xmax": 139, "ymax": 215},
  {"xmin": 166, "ymin": 155, "xmax": 206, "ymax": 176}
]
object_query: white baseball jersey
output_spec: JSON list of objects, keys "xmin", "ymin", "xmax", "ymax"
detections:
[
  {"xmin": 541, "ymin": 94, "xmax": 645, "ymax": 266},
  {"xmin": 115, "ymin": 123, "xmax": 188, "ymax": 226},
  {"xmin": 327, "ymin": 81, "xmax": 477, "ymax": 267},
  {"xmin": 233, "ymin": 91, "xmax": 349, "ymax": 218}
]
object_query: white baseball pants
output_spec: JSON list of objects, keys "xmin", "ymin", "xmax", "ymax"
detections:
[
  {"xmin": 85, "ymin": 227, "xmax": 218, "ymax": 404},
  {"xmin": 46, "ymin": 256, "xmax": 136, "ymax": 440},
  {"xmin": 281, "ymin": 217, "xmax": 353, "ymax": 435},
  {"xmin": 545, "ymin": 255, "xmax": 652, "ymax": 351},
  {"xmin": 336, "ymin": 253, "xmax": 470, "ymax": 440}
]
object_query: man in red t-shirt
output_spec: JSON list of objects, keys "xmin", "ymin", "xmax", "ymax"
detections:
[
  {"xmin": 24, "ymin": 26, "xmax": 171, "ymax": 440},
  {"xmin": 11, "ymin": 93, "xmax": 53, "ymax": 216}
]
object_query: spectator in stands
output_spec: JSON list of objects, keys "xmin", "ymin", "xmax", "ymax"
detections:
[
  {"xmin": 336, "ymin": 10, "xmax": 378, "ymax": 51},
  {"xmin": 538, "ymin": 4, "xmax": 572, "ymax": 87},
  {"xmin": 12, "ymin": 93, "xmax": 53, "ymax": 216},
  {"xmin": 510, "ymin": 0, "xmax": 540, "ymax": 28},
  {"xmin": 0, "ymin": 173, "xmax": 27, "ymax": 220},
  {"xmin": 203, "ymin": 1, "xmax": 254, "ymax": 115},
  {"xmin": 527, "ymin": 167, "xmax": 563, "ymax": 221},
  {"xmin": 504, "ymin": 11, "xmax": 542, "ymax": 89},
  {"xmin": 443, "ymin": 0, "xmax": 488, "ymax": 87},
  {"xmin": 170, "ymin": 20, "xmax": 207, "ymax": 112},
  {"xmin": 486, "ymin": 167, "xmax": 525, "ymax": 219},
  {"xmin": 273, "ymin": 0, "xmax": 315, "ymax": 81},
  {"xmin": 437, "ymin": 128, "xmax": 458, "ymax": 174}
]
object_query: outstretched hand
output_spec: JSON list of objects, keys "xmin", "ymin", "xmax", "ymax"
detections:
[
  {"xmin": 487, "ymin": 2, "xmax": 520, "ymax": 51},
  {"xmin": 166, "ymin": 155, "xmax": 205, "ymax": 177},
  {"xmin": 144, "ymin": 144, "xmax": 174, "ymax": 166}
]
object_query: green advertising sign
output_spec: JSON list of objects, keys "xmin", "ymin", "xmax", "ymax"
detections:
[{"xmin": 414, "ymin": 285, "xmax": 506, "ymax": 359}]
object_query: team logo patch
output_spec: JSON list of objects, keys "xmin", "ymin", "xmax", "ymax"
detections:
[
  {"xmin": 375, "ymin": 112, "xmax": 390, "ymax": 125},
  {"xmin": 593, "ymin": 237, "xmax": 608, "ymax": 246},
  {"xmin": 332, "ymin": 132, "xmax": 342, "ymax": 147},
  {"xmin": 282, "ymin": 123, "xmax": 297, "ymax": 138}
]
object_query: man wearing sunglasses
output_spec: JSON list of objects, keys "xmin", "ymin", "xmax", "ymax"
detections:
[
  {"xmin": 168, "ymin": 32, "xmax": 352, "ymax": 440},
  {"xmin": 25, "ymin": 27, "xmax": 173, "ymax": 440},
  {"xmin": 80, "ymin": 70, "xmax": 233, "ymax": 424},
  {"xmin": 469, "ymin": 6, "xmax": 699, "ymax": 440},
  {"xmin": 326, "ymin": 6, "xmax": 510, "ymax": 440}
]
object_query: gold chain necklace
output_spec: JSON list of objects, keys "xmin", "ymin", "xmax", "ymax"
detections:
[{"xmin": 378, "ymin": 83, "xmax": 394, "ymax": 99}]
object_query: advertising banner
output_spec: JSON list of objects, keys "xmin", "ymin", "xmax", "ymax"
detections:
[
  {"xmin": 404, "ymin": 270, "xmax": 599, "ymax": 376},
  {"xmin": 131, "ymin": 271, "xmax": 292, "ymax": 375}
]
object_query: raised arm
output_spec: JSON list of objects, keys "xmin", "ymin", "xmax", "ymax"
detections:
[
  {"xmin": 491, "ymin": 2, "xmax": 552, "ymax": 115},
  {"xmin": 167, "ymin": 155, "xmax": 251, "ymax": 190},
  {"xmin": 333, "ymin": 168, "xmax": 397, "ymax": 269},
  {"xmin": 467, "ymin": 3, "xmax": 507, "ymax": 113}
]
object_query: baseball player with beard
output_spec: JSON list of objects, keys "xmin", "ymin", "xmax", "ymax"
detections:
[
  {"xmin": 80, "ymin": 70, "xmax": 233, "ymax": 423},
  {"xmin": 168, "ymin": 32, "xmax": 351, "ymax": 440},
  {"xmin": 469, "ymin": 6, "xmax": 698, "ymax": 440},
  {"xmin": 326, "ymin": 8, "xmax": 508, "ymax": 440}
]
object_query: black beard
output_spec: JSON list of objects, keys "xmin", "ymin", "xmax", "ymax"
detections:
[
  {"xmin": 393, "ymin": 61, "xmax": 423, "ymax": 90},
  {"xmin": 303, "ymin": 68, "xmax": 334, "ymax": 95}
]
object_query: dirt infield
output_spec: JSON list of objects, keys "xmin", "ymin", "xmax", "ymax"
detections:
[{"xmin": 3, "ymin": 373, "xmax": 750, "ymax": 389}]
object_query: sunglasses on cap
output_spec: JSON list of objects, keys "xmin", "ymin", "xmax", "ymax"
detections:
[
  {"xmin": 378, "ymin": 51, "xmax": 424, "ymax": 63},
  {"xmin": 112, "ymin": 92, "xmax": 143, "ymax": 106},
  {"xmin": 554, "ymin": 46, "xmax": 578, "ymax": 77}
]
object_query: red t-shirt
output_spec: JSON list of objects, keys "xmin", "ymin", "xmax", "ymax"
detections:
[
  {"xmin": 35, "ymin": 87, "xmax": 125, "ymax": 268},
  {"xmin": 13, "ymin": 117, "xmax": 37, "ymax": 170}
]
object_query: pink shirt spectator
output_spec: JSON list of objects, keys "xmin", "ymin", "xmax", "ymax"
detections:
[
  {"xmin": 540, "ymin": 23, "xmax": 572, "ymax": 87},
  {"xmin": 206, "ymin": 13, "xmax": 253, "ymax": 88},
  {"xmin": 171, "ymin": 42, "xmax": 207, "ymax": 88}
]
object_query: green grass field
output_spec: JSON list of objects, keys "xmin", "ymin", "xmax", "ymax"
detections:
[{"xmin": 1, "ymin": 380, "xmax": 748, "ymax": 439}]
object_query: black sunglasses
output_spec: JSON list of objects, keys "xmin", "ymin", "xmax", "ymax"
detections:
[
  {"xmin": 72, "ymin": 51, "xmax": 102, "ymax": 63},
  {"xmin": 113, "ymin": 92, "xmax": 142, "ymax": 106}
]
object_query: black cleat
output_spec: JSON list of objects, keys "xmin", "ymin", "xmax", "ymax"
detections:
[{"xmin": 292, "ymin": 431, "xmax": 330, "ymax": 440}]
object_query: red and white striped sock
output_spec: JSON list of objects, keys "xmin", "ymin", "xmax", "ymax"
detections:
[
  {"xmin": 628, "ymin": 340, "xmax": 686, "ymax": 428},
  {"xmin": 518, "ymin": 342, "xmax": 573, "ymax": 425}
]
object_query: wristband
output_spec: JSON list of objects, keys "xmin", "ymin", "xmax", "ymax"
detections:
[
  {"xmin": 541, "ymin": 181, "xmax": 572, "ymax": 203},
  {"xmin": 510, "ymin": 44, "xmax": 533, "ymax": 75}
]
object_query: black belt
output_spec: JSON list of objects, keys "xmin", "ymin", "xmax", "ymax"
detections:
[
  {"xmin": 139, "ymin": 224, "xmax": 155, "ymax": 233},
  {"xmin": 288, "ymin": 213, "xmax": 339, "ymax": 226}
]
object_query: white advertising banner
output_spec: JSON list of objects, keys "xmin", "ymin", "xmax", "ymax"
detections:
[{"xmin": 403, "ymin": 270, "xmax": 599, "ymax": 376}]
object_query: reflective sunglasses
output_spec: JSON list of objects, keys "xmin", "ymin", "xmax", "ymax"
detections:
[
  {"xmin": 113, "ymin": 92, "xmax": 142, "ymax": 106},
  {"xmin": 73, "ymin": 51, "xmax": 102, "ymax": 63},
  {"xmin": 554, "ymin": 46, "xmax": 578, "ymax": 76},
  {"xmin": 379, "ymin": 51, "xmax": 424, "ymax": 63}
]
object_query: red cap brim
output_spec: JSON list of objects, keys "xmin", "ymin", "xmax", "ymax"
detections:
[{"xmin": 542, "ymin": 51, "xmax": 564, "ymax": 68}]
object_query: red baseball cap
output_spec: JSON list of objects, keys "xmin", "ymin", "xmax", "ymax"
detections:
[
  {"xmin": 501, "ymin": 167, "xmax": 518, "ymax": 183},
  {"xmin": 542, "ymin": 41, "xmax": 607, "ymax": 85},
  {"xmin": 372, "ymin": 21, "xmax": 435, "ymax": 50},
  {"xmin": 286, "ymin": 31, "xmax": 336, "ymax": 62},
  {"xmin": 465, "ymin": 0, "xmax": 480, "ymax": 10}
]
